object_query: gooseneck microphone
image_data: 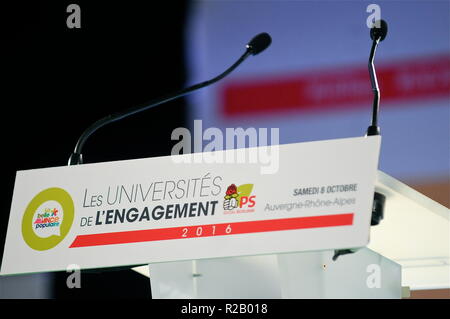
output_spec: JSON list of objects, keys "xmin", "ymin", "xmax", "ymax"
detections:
[
  {"xmin": 68, "ymin": 32, "xmax": 272, "ymax": 165},
  {"xmin": 366, "ymin": 19, "xmax": 388, "ymax": 136}
]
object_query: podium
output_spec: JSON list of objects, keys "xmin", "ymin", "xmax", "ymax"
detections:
[
  {"xmin": 132, "ymin": 170, "xmax": 448, "ymax": 299},
  {"xmin": 2, "ymin": 136, "xmax": 448, "ymax": 299}
]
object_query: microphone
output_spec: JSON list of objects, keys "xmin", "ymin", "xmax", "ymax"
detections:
[
  {"xmin": 246, "ymin": 32, "xmax": 272, "ymax": 55},
  {"xmin": 366, "ymin": 19, "xmax": 388, "ymax": 136},
  {"xmin": 370, "ymin": 19, "xmax": 388, "ymax": 42},
  {"xmin": 68, "ymin": 32, "xmax": 272, "ymax": 165}
]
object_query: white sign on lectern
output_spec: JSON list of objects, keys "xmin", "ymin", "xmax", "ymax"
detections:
[{"xmin": 1, "ymin": 136, "xmax": 380, "ymax": 275}]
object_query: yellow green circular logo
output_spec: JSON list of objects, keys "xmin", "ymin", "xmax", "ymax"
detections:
[{"xmin": 22, "ymin": 187, "xmax": 74, "ymax": 251}]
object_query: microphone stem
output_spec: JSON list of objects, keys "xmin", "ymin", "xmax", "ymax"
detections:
[
  {"xmin": 368, "ymin": 39, "xmax": 380, "ymax": 133},
  {"xmin": 69, "ymin": 50, "xmax": 252, "ymax": 165}
]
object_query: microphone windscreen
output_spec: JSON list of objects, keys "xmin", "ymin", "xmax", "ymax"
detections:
[
  {"xmin": 246, "ymin": 32, "xmax": 272, "ymax": 55},
  {"xmin": 370, "ymin": 19, "xmax": 388, "ymax": 41}
]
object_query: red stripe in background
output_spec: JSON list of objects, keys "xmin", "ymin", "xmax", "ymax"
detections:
[
  {"xmin": 69, "ymin": 213, "xmax": 354, "ymax": 248},
  {"xmin": 222, "ymin": 54, "xmax": 450, "ymax": 117}
]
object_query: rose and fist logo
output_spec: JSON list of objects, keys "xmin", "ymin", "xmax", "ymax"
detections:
[
  {"xmin": 223, "ymin": 183, "xmax": 255, "ymax": 210},
  {"xmin": 223, "ymin": 184, "xmax": 239, "ymax": 210}
]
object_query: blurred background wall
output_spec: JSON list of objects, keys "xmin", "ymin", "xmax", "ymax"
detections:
[{"xmin": 186, "ymin": 0, "xmax": 449, "ymax": 208}]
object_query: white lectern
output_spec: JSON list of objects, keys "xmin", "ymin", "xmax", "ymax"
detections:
[{"xmin": 2, "ymin": 137, "xmax": 448, "ymax": 299}]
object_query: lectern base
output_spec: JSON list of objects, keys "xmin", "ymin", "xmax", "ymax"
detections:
[{"xmin": 148, "ymin": 248, "xmax": 401, "ymax": 299}]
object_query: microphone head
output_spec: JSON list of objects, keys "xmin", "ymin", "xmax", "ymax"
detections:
[
  {"xmin": 370, "ymin": 19, "xmax": 388, "ymax": 42},
  {"xmin": 246, "ymin": 32, "xmax": 272, "ymax": 55}
]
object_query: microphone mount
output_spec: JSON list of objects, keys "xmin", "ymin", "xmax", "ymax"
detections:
[
  {"xmin": 334, "ymin": 20, "xmax": 388, "ymax": 262},
  {"xmin": 367, "ymin": 37, "xmax": 381, "ymax": 136},
  {"xmin": 366, "ymin": 19, "xmax": 388, "ymax": 136}
]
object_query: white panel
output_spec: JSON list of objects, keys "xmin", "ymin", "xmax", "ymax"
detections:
[
  {"xmin": 2, "ymin": 136, "xmax": 380, "ymax": 275},
  {"xmin": 196, "ymin": 255, "xmax": 282, "ymax": 299},
  {"xmin": 148, "ymin": 248, "xmax": 401, "ymax": 299},
  {"xmin": 277, "ymin": 249, "xmax": 401, "ymax": 298},
  {"xmin": 148, "ymin": 261, "xmax": 195, "ymax": 299}
]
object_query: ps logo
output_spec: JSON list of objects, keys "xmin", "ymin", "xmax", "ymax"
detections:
[
  {"xmin": 239, "ymin": 196, "xmax": 256, "ymax": 208},
  {"xmin": 66, "ymin": 4, "xmax": 81, "ymax": 29}
]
